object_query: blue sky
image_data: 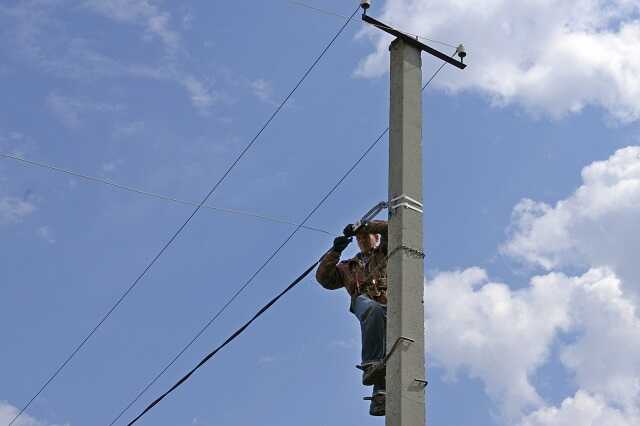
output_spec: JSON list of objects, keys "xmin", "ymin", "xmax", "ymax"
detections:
[{"xmin": 2, "ymin": 1, "xmax": 640, "ymax": 425}]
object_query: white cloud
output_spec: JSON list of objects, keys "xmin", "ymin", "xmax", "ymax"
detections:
[
  {"xmin": 427, "ymin": 267, "xmax": 574, "ymax": 419},
  {"xmin": 502, "ymin": 146, "xmax": 640, "ymax": 293},
  {"xmin": 83, "ymin": 0, "xmax": 180, "ymax": 52},
  {"xmin": 426, "ymin": 146, "xmax": 640, "ymax": 424},
  {"xmin": 357, "ymin": 0, "xmax": 640, "ymax": 122},
  {"xmin": 519, "ymin": 391, "xmax": 640, "ymax": 426},
  {"xmin": 559, "ymin": 268, "xmax": 640, "ymax": 409},
  {"xmin": 428, "ymin": 267, "xmax": 640, "ymax": 424},
  {"xmin": 0, "ymin": 196, "xmax": 36, "ymax": 225},
  {"xmin": 1, "ymin": 3, "xmax": 226, "ymax": 115},
  {"xmin": 0, "ymin": 401, "xmax": 62, "ymax": 426},
  {"xmin": 181, "ymin": 76, "xmax": 218, "ymax": 114}
]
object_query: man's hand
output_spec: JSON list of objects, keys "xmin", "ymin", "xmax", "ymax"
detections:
[
  {"xmin": 343, "ymin": 223, "xmax": 358, "ymax": 237},
  {"xmin": 333, "ymin": 235, "xmax": 352, "ymax": 252}
]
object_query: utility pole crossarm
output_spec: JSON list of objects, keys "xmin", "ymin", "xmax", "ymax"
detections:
[{"xmin": 361, "ymin": 14, "xmax": 467, "ymax": 69}]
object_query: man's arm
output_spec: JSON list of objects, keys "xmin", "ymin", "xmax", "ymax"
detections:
[
  {"xmin": 315, "ymin": 235, "xmax": 352, "ymax": 290},
  {"xmin": 315, "ymin": 249, "xmax": 346, "ymax": 290}
]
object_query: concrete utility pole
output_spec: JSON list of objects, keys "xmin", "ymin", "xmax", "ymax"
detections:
[
  {"xmin": 359, "ymin": 2, "xmax": 467, "ymax": 425},
  {"xmin": 386, "ymin": 36, "xmax": 426, "ymax": 426}
]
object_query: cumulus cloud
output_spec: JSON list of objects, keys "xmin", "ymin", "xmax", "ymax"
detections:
[
  {"xmin": 518, "ymin": 391, "xmax": 640, "ymax": 426},
  {"xmin": 428, "ymin": 146, "xmax": 640, "ymax": 423},
  {"xmin": 428, "ymin": 267, "xmax": 640, "ymax": 423},
  {"xmin": 502, "ymin": 146, "xmax": 640, "ymax": 292},
  {"xmin": 559, "ymin": 268, "xmax": 640, "ymax": 409},
  {"xmin": 427, "ymin": 268, "xmax": 574, "ymax": 418},
  {"xmin": 357, "ymin": 0, "xmax": 640, "ymax": 122}
]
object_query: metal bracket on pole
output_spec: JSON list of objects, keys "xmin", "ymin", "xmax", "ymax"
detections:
[
  {"xmin": 384, "ymin": 336, "xmax": 415, "ymax": 363},
  {"xmin": 389, "ymin": 194, "xmax": 423, "ymax": 215},
  {"xmin": 413, "ymin": 378, "xmax": 428, "ymax": 388},
  {"xmin": 413, "ymin": 379, "xmax": 429, "ymax": 389}
]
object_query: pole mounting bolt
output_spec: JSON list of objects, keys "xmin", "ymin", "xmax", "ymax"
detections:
[{"xmin": 456, "ymin": 44, "xmax": 467, "ymax": 64}]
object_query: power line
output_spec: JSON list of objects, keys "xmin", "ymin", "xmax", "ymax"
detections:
[
  {"xmin": 110, "ymin": 110, "xmax": 387, "ymax": 426},
  {"xmin": 7, "ymin": 7, "xmax": 358, "ymax": 426},
  {"xmin": 120, "ymin": 122, "xmax": 388, "ymax": 426},
  {"xmin": 0, "ymin": 153, "xmax": 332, "ymax": 236},
  {"xmin": 112, "ymin": 50, "xmax": 454, "ymax": 426},
  {"xmin": 286, "ymin": 0, "xmax": 459, "ymax": 49},
  {"xmin": 125, "ymin": 261, "xmax": 319, "ymax": 426}
]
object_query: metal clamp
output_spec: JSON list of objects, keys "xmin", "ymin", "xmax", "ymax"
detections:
[
  {"xmin": 413, "ymin": 378, "xmax": 428, "ymax": 388},
  {"xmin": 353, "ymin": 200, "xmax": 388, "ymax": 231},
  {"xmin": 384, "ymin": 336, "xmax": 415, "ymax": 363},
  {"xmin": 389, "ymin": 194, "xmax": 423, "ymax": 215}
]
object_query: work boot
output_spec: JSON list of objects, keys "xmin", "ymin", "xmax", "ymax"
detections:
[
  {"xmin": 358, "ymin": 360, "xmax": 386, "ymax": 386},
  {"xmin": 368, "ymin": 391, "xmax": 386, "ymax": 416}
]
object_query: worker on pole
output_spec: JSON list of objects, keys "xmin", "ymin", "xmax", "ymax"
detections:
[{"xmin": 315, "ymin": 220, "xmax": 388, "ymax": 416}]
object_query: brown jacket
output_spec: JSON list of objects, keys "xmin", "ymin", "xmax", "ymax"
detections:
[{"xmin": 316, "ymin": 220, "xmax": 388, "ymax": 304}]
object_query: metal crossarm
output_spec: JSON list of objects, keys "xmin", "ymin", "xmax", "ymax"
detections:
[{"xmin": 362, "ymin": 14, "xmax": 467, "ymax": 69}]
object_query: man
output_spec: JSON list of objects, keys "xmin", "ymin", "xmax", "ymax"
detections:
[{"xmin": 315, "ymin": 220, "xmax": 388, "ymax": 416}]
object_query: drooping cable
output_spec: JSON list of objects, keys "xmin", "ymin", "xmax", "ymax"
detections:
[
  {"xmin": 114, "ymin": 51, "xmax": 455, "ymax": 426},
  {"xmin": 0, "ymin": 153, "xmax": 332, "ymax": 236},
  {"xmin": 7, "ymin": 7, "xmax": 358, "ymax": 426},
  {"xmin": 109, "ymin": 111, "xmax": 388, "ymax": 426},
  {"xmin": 125, "ymin": 260, "xmax": 319, "ymax": 425}
]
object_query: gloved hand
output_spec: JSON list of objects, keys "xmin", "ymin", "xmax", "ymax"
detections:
[
  {"xmin": 332, "ymin": 235, "xmax": 352, "ymax": 252},
  {"xmin": 344, "ymin": 222, "xmax": 368, "ymax": 237},
  {"xmin": 343, "ymin": 223, "xmax": 357, "ymax": 237}
]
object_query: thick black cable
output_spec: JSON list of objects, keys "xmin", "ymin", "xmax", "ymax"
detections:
[
  {"xmin": 110, "ymin": 124, "xmax": 387, "ymax": 425},
  {"xmin": 7, "ymin": 7, "xmax": 359, "ymax": 426},
  {"xmin": 111, "ymin": 48, "xmax": 455, "ymax": 426},
  {"xmin": 126, "ymin": 261, "xmax": 319, "ymax": 426}
]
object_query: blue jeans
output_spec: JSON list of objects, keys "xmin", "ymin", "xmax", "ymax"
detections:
[{"xmin": 350, "ymin": 295, "xmax": 387, "ymax": 394}]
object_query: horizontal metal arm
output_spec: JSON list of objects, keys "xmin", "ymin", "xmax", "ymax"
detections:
[{"xmin": 362, "ymin": 14, "xmax": 466, "ymax": 70}]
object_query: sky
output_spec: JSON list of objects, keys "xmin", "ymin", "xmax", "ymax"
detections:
[{"xmin": 1, "ymin": 0, "xmax": 640, "ymax": 425}]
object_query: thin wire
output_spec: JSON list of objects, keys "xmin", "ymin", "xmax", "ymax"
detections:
[
  {"xmin": 7, "ymin": 7, "xmax": 358, "ymax": 426},
  {"xmin": 126, "ymin": 261, "xmax": 320, "ymax": 425},
  {"xmin": 286, "ymin": 0, "xmax": 459, "ymax": 49},
  {"xmin": 110, "ymin": 49, "xmax": 455, "ymax": 426},
  {"xmin": 120, "ymin": 122, "xmax": 387, "ymax": 426},
  {"xmin": 0, "ymin": 153, "xmax": 332, "ymax": 236},
  {"xmin": 287, "ymin": 0, "xmax": 347, "ymax": 19}
]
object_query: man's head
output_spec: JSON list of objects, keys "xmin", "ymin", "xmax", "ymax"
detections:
[{"xmin": 356, "ymin": 231, "xmax": 379, "ymax": 254}]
